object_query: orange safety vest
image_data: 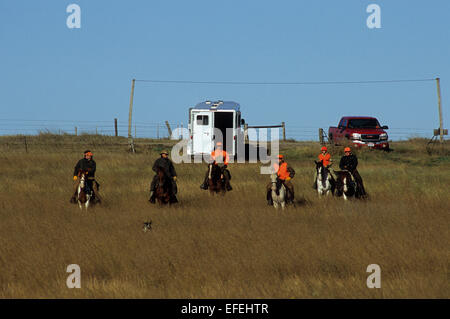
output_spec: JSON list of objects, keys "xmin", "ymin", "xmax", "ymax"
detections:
[
  {"xmin": 211, "ymin": 150, "xmax": 229, "ymax": 165},
  {"xmin": 273, "ymin": 161, "xmax": 290, "ymax": 180},
  {"xmin": 318, "ymin": 153, "xmax": 331, "ymax": 167}
]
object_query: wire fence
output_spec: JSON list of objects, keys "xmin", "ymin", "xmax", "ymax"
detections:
[{"xmin": 0, "ymin": 119, "xmax": 447, "ymax": 141}]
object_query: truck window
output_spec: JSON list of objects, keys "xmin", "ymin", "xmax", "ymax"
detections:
[
  {"xmin": 348, "ymin": 119, "xmax": 380, "ymax": 129},
  {"xmin": 196, "ymin": 115, "xmax": 209, "ymax": 125}
]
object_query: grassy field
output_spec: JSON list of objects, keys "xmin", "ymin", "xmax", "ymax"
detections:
[{"xmin": 0, "ymin": 134, "xmax": 449, "ymax": 298}]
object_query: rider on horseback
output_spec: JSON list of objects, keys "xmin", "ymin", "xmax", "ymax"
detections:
[
  {"xmin": 267, "ymin": 154, "xmax": 295, "ymax": 205},
  {"xmin": 70, "ymin": 150, "xmax": 102, "ymax": 204},
  {"xmin": 313, "ymin": 146, "xmax": 335, "ymax": 189},
  {"xmin": 339, "ymin": 147, "xmax": 367, "ymax": 196},
  {"xmin": 200, "ymin": 142, "xmax": 232, "ymax": 191},
  {"xmin": 149, "ymin": 150, "xmax": 178, "ymax": 203}
]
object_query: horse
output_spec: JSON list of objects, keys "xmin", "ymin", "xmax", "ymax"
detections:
[
  {"xmin": 334, "ymin": 170, "xmax": 356, "ymax": 200},
  {"xmin": 270, "ymin": 173, "xmax": 286, "ymax": 209},
  {"xmin": 208, "ymin": 163, "xmax": 226, "ymax": 195},
  {"xmin": 155, "ymin": 168, "xmax": 172, "ymax": 205},
  {"xmin": 314, "ymin": 160, "xmax": 335, "ymax": 196},
  {"xmin": 77, "ymin": 170, "xmax": 94, "ymax": 210}
]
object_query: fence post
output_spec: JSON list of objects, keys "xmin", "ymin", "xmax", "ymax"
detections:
[
  {"xmin": 319, "ymin": 128, "xmax": 324, "ymax": 144},
  {"xmin": 165, "ymin": 121, "xmax": 172, "ymax": 138},
  {"xmin": 114, "ymin": 118, "xmax": 118, "ymax": 137},
  {"xmin": 244, "ymin": 123, "xmax": 249, "ymax": 143},
  {"xmin": 282, "ymin": 122, "xmax": 286, "ymax": 141},
  {"xmin": 128, "ymin": 78, "xmax": 136, "ymax": 153},
  {"xmin": 436, "ymin": 78, "xmax": 444, "ymax": 143},
  {"xmin": 24, "ymin": 136, "xmax": 28, "ymax": 153},
  {"xmin": 75, "ymin": 127, "xmax": 77, "ymax": 136}
]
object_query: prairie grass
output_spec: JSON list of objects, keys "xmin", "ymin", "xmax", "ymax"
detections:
[{"xmin": 0, "ymin": 135, "xmax": 448, "ymax": 298}]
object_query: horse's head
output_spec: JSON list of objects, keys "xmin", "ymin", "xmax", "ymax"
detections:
[
  {"xmin": 270, "ymin": 173, "xmax": 278, "ymax": 190},
  {"xmin": 315, "ymin": 160, "xmax": 324, "ymax": 174},
  {"xmin": 315, "ymin": 160, "xmax": 328, "ymax": 184},
  {"xmin": 77, "ymin": 169, "xmax": 89, "ymax": 188},
  {"xmin": 334, "ymin": 170, "xmax": 354, "ymax": 197}
]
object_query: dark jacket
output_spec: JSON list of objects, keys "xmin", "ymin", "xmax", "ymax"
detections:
[
  {"xmin": 339, "ymin": 154, "xmax": 358, "ymax": 172},
  {"xmin": 152, "ymin": 157, "xmax": 177, "ymax": 178},
  {"xmin": 73, "ymin": 158, "xmax": 96, "ymax": 178}
]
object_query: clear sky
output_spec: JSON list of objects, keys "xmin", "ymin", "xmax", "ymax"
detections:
[{"xmin": 0, "ymin": 0, "xmax": 449, "ymax": 140}]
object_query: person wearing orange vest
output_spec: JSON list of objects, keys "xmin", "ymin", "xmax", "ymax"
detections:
[
  {"xmin": 200, "ymin": 142, "xmax": 232, "ymax": 191},
  {"xmin": 313, "ymin": 146, "xmax": 335, "ymax": 189},
  {"xmin": 267, "ymin": 154, "xmax": 295, "ymax": 205}
]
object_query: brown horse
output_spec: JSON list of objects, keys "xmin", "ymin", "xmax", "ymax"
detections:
[
  {"xmin": 208, "ymin": 163, "xmax": 226, "ymax": 195},
  {"xmin": 155, "ymin": 168, "xmax": 172, "ymax": 205},
  {"xmin": 334, "ymin": 170, "xmax": 356, "ymax": 200},
  {"xmin": 77, "ymin": 170, "xmax": 94, "ymax": 210}
]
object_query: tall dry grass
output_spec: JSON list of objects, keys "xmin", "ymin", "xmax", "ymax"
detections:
[{"xmin": 0, "ymin": 135, "xmax": 448, "ymax": 298}]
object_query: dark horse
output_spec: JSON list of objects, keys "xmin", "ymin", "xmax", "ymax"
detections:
[
  {"xmin": 76, "ymin": 169, "xmax": 95, "ymax": 210},
  {"xmin": 155, "ymin": 168, "xmax": 173, "ymax": 205},
  {"xmin": 334, "ymin": 170, "xmax": 357, "ymax": 200},
  {"xmin": 208, "ymin": 164, "xmax": 226, "ymax": 195}
]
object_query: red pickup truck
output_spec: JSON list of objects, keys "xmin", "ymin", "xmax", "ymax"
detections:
[{"xmin": 328, "ymin": 116, "xmax": 389, "ymax": 150}]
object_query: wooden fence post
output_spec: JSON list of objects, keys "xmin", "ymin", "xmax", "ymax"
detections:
[
  {"xmin": 282, "ymin": 122, "xmax": 286, "ymax": 141},
  {"xmin": 24, "ymin": 136, "xmax": 28, "ymax": 153},
  {"xmin": 165, "ymin": 121, "xmax": 172, "ymax": 138},
  {"xmin": 319, "ymin": 128, "xmax": 324, "ymax": 144},
  {"xmin": 436, "ymin": 77, "xmax": 444, "ymax": 143},
  {"xmin": 114, "ymin": 118, "xmax": 118, "ymax": 137},
  {"xmin": 75, "ymin": 127, "xmax": 77, "ymax": 136},
  {"xmin": 128, "ymin": 79, "xmax": 136, "ymax": 153}
]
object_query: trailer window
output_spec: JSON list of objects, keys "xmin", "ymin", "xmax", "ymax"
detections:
[{"xmin": 196, "ymin": 115, "xmax": 209, "ymax": 125}]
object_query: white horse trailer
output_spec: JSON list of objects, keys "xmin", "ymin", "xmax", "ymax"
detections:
[{"xmin": 187, "ymin": 101, "xmax": 244, "ymax": 157}]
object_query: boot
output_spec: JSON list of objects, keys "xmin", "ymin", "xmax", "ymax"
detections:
[
  {"xmin": 226, "ymin": 182, "xmax": 232, "ymax": 191},
  {"xmin": 266, "ymin": 190, "xmax": 273, "ymax": 206},
  {"xmin": 149, "ymin": 191, "xmax": 156, "ymax": 203},
  {"xmin": 92, "ymin": 191, "xmax": 102, "ymax": 204},
  {"xmin": 70, "ymin": 193, "xmax": 77, "ymax": 204},
  {"xmin": 200, "ymin": 178, "xmax": 209, "ymax": 190},
  {"xmin": 170, "ymin": 194, "xmax": 178, "ymax": 204}
]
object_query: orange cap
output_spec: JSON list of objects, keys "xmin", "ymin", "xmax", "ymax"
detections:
[
  {"xmin": 278, "ymin": 154, "xmax": 284, "ymax": 159},
  {"xmin": 85, "ymin": 151, "xmax": 93, "ymax": 156},
  {"xmin": 321, "ymin": 146, "xmax": 327, "ymax": 151},
  {"xmin": 344, "ymin": 147, "xmax": 351, "ymax": 152}
]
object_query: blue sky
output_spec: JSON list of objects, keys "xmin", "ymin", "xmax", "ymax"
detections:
[{"xmin": 0, "ymin": 0, "xmax": 449, "ymax": 139}]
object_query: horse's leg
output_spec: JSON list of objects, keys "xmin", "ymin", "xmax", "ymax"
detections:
[{"xmin": 272, "ymin": 191, "xmax": 278, "ymax": 209}]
